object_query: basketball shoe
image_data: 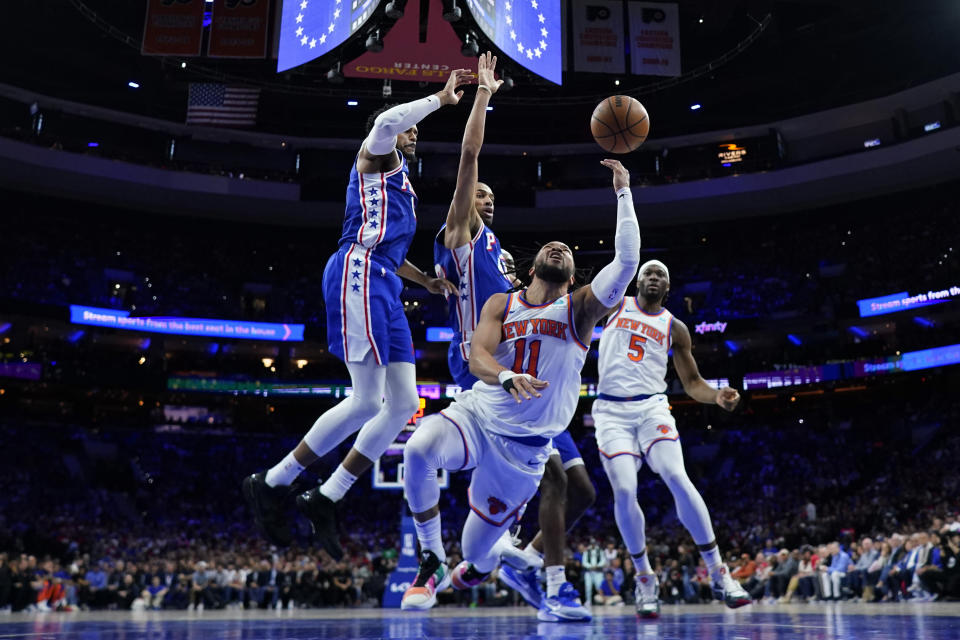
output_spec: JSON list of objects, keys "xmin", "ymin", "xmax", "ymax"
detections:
[
  {"xmin": 500, "ymin": 565, "xmax": 544, "ymax": 609},
  {"xmin": 295, "ymin": 487, "xmax": 344, "ymax": 560},
  {"xmin": 450, "ymin": 561, "xmax": 490, "ymax": 590},
  {"xmin": 635, "ymin": 573, "xmax": 660, "ymax": 619},
  {"xmin": 401, "ymin": 551, "xmax": 452, "ymax": 611},
  {"xmin": 711, "ymin": 566, "xmax": 752, "ymax": 608},
  {"xmin": 241, "ymin": 472, "xmax": 293, "ymax": 547},
  {"xmin": 537, "ymin": 582, "xmax": 592, "ymax": 622}
]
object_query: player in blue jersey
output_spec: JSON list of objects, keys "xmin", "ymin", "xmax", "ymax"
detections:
[
  {"xmin": 428, "ymin": 53, "xmax": 596, "ymax": 612},
  {"xmin": 243, "ymin": 69, "xmax": 470, "ymax": 558}
]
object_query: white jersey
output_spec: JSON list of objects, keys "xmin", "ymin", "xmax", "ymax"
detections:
[
  {"xmin": 455, "ymin": 291, "xmax": 589, "ymax": 439},
  {"xmin": 597, "ymin": 297, "xmax": 673, "ymax": 397}
]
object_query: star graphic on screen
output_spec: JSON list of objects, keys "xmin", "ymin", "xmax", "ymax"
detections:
[
  {"xmin": 369, "ymin": 220, "xmax": 379, "ymax": 228},
  {"xmin": 351, "ymin": 283, "xmax": 361, "ymax": 292},
  {"xmin": 300, "ymin": 35, "xmax": 309, "ymax": 45},
  {"xmin": 300, "ymin": 0, "xmax": 308, "ymax": 8},
  {"xmin": 328, "ymin": 22, "xmax": 335, "ymax": 33},
  {"xmin": 506, "ymin": 15, "xmax": 512, "ymax": 25},
  {"xmin": 296, "ymin": 13, "xmax": 303, "ymax": 23},
  {"xmin": 319, "ymin": 33, "xmax": 326, "ymax": 44},
  {"xmin": 517, "ymin": 42, "xmax": 524, "ymax": 54},
  {"xmin": 334, "ymin": 8, "xmax": 341, "ymax": 18},
  {"xmin": 534, "ymin": 48, "xmax": 542, "ymax": 58},
  {"xmin": 505, "ymin": 1, "xmax": 511, "ymax": 9},
  {"xmin": 296, "ymin": 26, "xmax": 303, "ymax": 36},
  {"xmin": 541, "ymin": 27, "xmax": 548, "ymax": 37},
  {"xmin": 309, "ymin": 38, "xmax": 317, "ymax": 48},
  {"xmin": 538, "ymin": 12, "xmax": 545, "ymax": 23},
  {"xmin": 510, "ymin": 30, "xmax": 516, "ymax": 41},
  {"xmin": 540, "ymin": 39, "xmax": 547, "ymax": 49},
  {"xmin": 527, "ymin": 49, "xmax": 533, "ymax": 59},
  {"xmin": 352, "ymin": 270, "xmax": 361, "ymax": 279},
  {"xmin": 353, "ymin": 258, "xmax": 362, "ymax": 267},
  {"xmin": 530, "ymin": 0, "xmax": 537, "ymax": 8}
]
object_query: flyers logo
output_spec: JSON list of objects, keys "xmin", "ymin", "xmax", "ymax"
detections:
[
  {"xmin": 657, "ymin": 425, "xmax": 671, "ymax": 435},
  {"xmin": 488, "ymin": 496, "xmax": 507, "ymax": 515}
]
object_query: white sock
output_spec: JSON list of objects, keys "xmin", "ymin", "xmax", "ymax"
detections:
[
  {"xmin": 265, "ymin": 452, "xmax": 304, "ymax": 487},
  {"xmin": 633, "ymin": 549, "xmax": 653, "ymax": 575},
  {"xmin": 546, "ymin": 565, "xmax": 566, "ymax": 598},
  {"xmin": 700, "ymin": 545, "xmax": 723, "ymax": 577},
  {"xmin": 524, "ymin": 543, "xmax": 544, "ymax": 559},
  {"xmin": 413, "ymin": 515, "xmax": 445, "ymax": 562},
  {"xmin": 318, "ymin": 465, "xmax": 357, "ymax": 502}
]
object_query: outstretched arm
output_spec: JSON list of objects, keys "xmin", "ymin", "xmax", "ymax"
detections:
[
  {"xmin": 358, "ymin": 68, "xmax": 470, "ymax": 173},
  {"xmin": 469, "ymin": 294, "xmax": 549, "ymax": 402},
  {"xmin": 444, "ymin": 52, "xmax": 503, "ymax": 249},
  {"xmin": 572, "ymin": 159, "xmax": 641, "ymax": 336},
  {"xmin": 671, "ymin": 318, "xmax": 741, "ymax": 410},
  {"xmin": 397, "ymin": 260, "xmax": 457, "ymax": 296}
]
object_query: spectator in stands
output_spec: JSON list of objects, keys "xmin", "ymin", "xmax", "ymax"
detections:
[
  {"xmin": 940, "ymin": 530, "xmax": 960, "ymax": 600},
  {"xmin": 142, "ymin": 576, "xmax": 167, "ymax": 610},
  {"xmin": 620, "ymin": 557, "xmax": 636, "ymax": 605},
  {"xmin": 731, "ymin": 552, "xmax": 757, "ymax": 585},
  {"xmin": 330, "ymin": 561, "xmax": 355, "ymax": 608},
  {"xmin": 582, "ymin": 540, "xmax": 606, "ymax": 609},
  {"xmin": 769, "ymin": 549, "xmax": 797, "ymax": 601},
  {"xmin": 823, "ymin": 541, "xmax": 851, "ymax": 600},
  {"xmin": 246, "ymin": 559, "xmax": 278, "ymax": 609},
  {"xmin": 848, "ymin": 537, "xmax": 877, "ymax": 599},
  {"xmin": 0, "ymin": 553, "xmax": 11, "ymax": 613},
  {"xmin": 911, "ymin": 531, "xmax": 941, "ymax": 601},
  {"xmin": 83, "ymin": 561, "xmax": 109, "ymax": 608}
]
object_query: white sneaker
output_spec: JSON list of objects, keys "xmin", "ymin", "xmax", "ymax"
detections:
[
  {"xmin": 635, "ymin": 574, "xmax": 660, "ymax": 619},
  {"xmin": 711, "ymin": 566, "xmax": 751, "ymax": 609}
]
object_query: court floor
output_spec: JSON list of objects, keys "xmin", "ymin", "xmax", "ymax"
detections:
[{"xmin": 1, "ymin": 602, "xmax": 959, "ymax": 639}]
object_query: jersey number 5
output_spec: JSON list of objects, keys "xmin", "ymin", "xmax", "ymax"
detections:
[
  {"xmin": 627, "ymin": 334, "xmax": 647, "ymax": 362},
  {"xmin": 511, "ymin": 338, "xmax": 541, "ymax": 377}
]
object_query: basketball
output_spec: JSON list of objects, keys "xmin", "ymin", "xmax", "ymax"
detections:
[{"xmin": 590, "ymin": 95, "xmax": 650, "ymax": 154}]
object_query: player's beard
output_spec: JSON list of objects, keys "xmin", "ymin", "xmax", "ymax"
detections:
[
  {"xmin": 399, "ymin": 145, "xmax": 416, "ymax": 163},
  {"xmin": 534, "ymin": 260, "xmax": 572, "ymax": 284}
]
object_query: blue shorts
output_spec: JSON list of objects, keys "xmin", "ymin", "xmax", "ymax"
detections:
[
  {"xmin": 448, "ymin": 341, "xmax": 480, "ymax": 390},
  {"xmin": 323, "ymin": 245, "xmax": 414, "ymax": 365},
  {"xmin": 552, "ymin": 430, "xmax": 584, "ymax": 469}
]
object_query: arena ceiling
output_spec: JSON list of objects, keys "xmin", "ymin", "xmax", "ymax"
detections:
[{"xmin": 4, "ymin": 0, "xmax": 959, "ymax": 143}]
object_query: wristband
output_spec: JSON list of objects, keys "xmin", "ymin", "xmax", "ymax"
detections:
[
  {"xmin": 498, "ymin": 370, "xmax": 516, "ymax": 392},
  {"xmin": 478, "ymin": 84, "xmax": 492, "ymax": 94}
]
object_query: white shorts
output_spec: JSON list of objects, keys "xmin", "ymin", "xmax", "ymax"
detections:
[
  {"xmin": 438, "ymin": 401, "xmax": 552, "ymax": 527},
  {"xmin": 592, "ymin": 394, "xmax": 679, "ymax": 461}
]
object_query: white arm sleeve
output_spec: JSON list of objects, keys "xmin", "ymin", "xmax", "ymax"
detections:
[
  {"xmin": 589, "ymin": 187, "xmax": 641, "ymax": 307},
  {"xmin": 363, "ymin": 95, "xmax": 442, "ymax": 156}
]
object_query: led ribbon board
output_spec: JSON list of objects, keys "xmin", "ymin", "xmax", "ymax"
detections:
[
  {"xmin": 857, "ymin": 286, "xmax": 960, "ymax": 317},
  {"xmin": 466, "ymin": 0, "xmax": 562, "ymax": 84},
  {"xmin": 277, "ymin": 0, "xmax": 380, "ymax": 72},
  {"xmin": 70, "ymin": 306, "xmax": 304, "ymax": 341}
]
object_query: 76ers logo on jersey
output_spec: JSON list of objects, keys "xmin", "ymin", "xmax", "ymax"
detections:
[{"xmin": 488, "ymin": 496, "xmax": 507, "ymax": 515}]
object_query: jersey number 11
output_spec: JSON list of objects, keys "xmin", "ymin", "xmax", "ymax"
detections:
[{"xmin": 511, "ymin": 338, "xmax": 541, "ymax": 377}]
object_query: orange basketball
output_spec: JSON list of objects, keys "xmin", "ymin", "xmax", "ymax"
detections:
[{"xmin": 590, "ymin": 96, "xmax": 650, "ymax": 154}]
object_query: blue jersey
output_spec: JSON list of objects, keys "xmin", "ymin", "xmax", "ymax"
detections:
[
  {"xmin": 434, "ymin": 223, "xmax": 514, "ymax": 368},
  {"xmin": 340, "ymin": 150, "xmax": 418, "ymax": 271}
]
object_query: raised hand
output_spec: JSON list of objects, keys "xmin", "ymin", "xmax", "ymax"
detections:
[
  {"xmin": 600, "ymin": 158, "xmax": 630, "ymax": 191},
  {"xmin": 437, "ymin": 68, "xmax": 471, "ymax": 106},
  {"xmin": 476, "ymin": 51, "xmax": 504, "ymax": 95},
  {"xmin": 716, "ymin": 387, "xmax": 741, "ymax": 411}
]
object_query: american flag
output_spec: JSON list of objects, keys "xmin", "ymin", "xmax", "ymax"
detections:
[{"xmin": 186, "ymin": 83, "xmax": 260, "ymax": 127}]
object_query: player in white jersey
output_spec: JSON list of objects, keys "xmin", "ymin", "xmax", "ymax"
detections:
[
  {"xmin": 593, "ymin": 260, "xmax": 751, "ymax": 618},
  {"xmin": 399, "ymin": 160, "xmax": 641, "ymax": 621}
]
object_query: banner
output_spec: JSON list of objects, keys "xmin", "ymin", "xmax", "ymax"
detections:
[
  {"xmin": 208, "ymin": 0, "xmax": 271, "ymax": 58},
  {"xmin": 344, "ymin": 0, "xmax": 466, "ymax": 82},
  {"xmin": 857, "ymin": 286, "xmax": 960, "ymax": 317},
  {"xmin": 70, "ymin": 305, "xmax": 303, "ymax": 341},
  {"xmin": 572, "ymin": 0, "xmax": 624, "ymax": 74},
  {"xmin": 141, "ymin": 0, "xmax": 206, "ymax": 56},
  {"xmin": 628, "ymin": 2, "xmax": 680, "ymax": 77}
]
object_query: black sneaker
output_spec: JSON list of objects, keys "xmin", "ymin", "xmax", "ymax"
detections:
[
  {"xmin": 241, "ymin": 472, "xmax": 293, "ymax": 547},
  {"xmin": 295, "ymin": 487, "xmax": 344, "ymax": 560}
]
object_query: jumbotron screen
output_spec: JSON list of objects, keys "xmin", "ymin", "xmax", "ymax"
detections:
[
  {"xmin": 277, "ymin": 0, "xmax": 380, "ymax": 72},
  {"xmin": 466, "ymin": 0, "xmax": 562, "ymax": 84}
]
